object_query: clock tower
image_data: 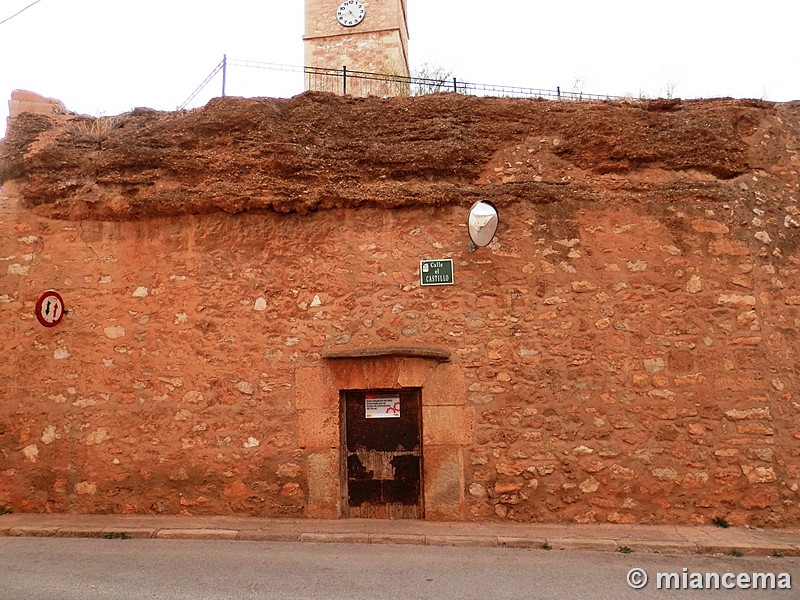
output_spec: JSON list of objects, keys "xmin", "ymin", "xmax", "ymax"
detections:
[{"xmin": 304, "ymin": 0, "xmax": 410, "ymax": 96}]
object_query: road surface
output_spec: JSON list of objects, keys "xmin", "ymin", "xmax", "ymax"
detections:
[{"xmin": 0, "ymin": 537, "xmax": 795, "ymax": 599}]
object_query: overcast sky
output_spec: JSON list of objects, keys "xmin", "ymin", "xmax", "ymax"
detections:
[{"xmin": 1, "ymin": 0, "xmax": 798, "ymax": 138}]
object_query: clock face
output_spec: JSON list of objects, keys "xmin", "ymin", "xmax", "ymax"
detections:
[{"xmin": 336, "ymin": 0, "xmax": 365, "ymax": 27}]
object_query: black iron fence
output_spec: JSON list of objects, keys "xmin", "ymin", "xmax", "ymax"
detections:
[
  {"xmin": 304, "ymin": 64, "xmax": 619, "ymax": 101},
  {"xmin": 178, "ymin": 56, "xmax": 619, "ymax": 109}
]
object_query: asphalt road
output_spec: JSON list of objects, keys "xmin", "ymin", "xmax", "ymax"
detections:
[{"xmin": 0, "ymin": 538, "xmax": 796, "ymax": 599}]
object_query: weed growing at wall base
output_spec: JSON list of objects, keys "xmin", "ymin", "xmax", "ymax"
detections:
[{"xmin": 712, "ymin": 516, "xmax": 730, "ymax": 528}]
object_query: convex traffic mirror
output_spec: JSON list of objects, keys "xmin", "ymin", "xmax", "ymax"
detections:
[{"xmin": 467, "ymin": 200, "xmax": 499, "ymax": 250}]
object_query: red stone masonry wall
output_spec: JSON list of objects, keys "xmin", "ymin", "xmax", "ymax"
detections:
[{"xmin": 0, "ymin": 92, "xmax": 798, "ymax": 525}]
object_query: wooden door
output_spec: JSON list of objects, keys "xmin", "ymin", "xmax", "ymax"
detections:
[{"xmin": 342, "ymin": 389, "xmax": 422, "ymax": 519}]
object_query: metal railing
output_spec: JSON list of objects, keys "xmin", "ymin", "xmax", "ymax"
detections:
[
  {"xmin": 178, "ymin": 56, "xmax": 620, "ymax": 109},
  {"xmin": 304, "ymin": 65, "xmax": 619, "ymax": 101}
]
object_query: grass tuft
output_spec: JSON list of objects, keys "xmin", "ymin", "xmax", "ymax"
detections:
[{"xmin": 711, "ymin": 516, "xmax": 730, "ymax": 529}]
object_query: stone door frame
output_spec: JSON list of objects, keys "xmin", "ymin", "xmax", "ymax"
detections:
[{"xmin": 295, "ymin": 347, "xmax": 474, "ymax": 520}]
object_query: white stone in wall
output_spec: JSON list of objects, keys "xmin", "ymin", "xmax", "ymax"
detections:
[
  {"xmin": 82, "ymin": 428, "xmax": 110, "ymax": 445},
  {"xmin": 7, "ymin": 264, "xmax": 29, "ymax": 275},
  {"xmin": 236, "ymin": 381, "xmax": 254, "ymax": 395},
  {"xmin": 132, "ymin": 286, "xmax": 148, "ymax": 298},
  {"xmin": 53, "ymin": 346, "xmax": 70, "ymax": 360},
  {"xmin": 72, "ymin": 397, "xmax": 97, "ymax": 408},
  {"xmin": 627, "ymin": 260, "xmax": 647, "ymax": 272},
  {"xmin": 660, "ymin": 244, "xmax": 682, "ymax": 255},
  {"xmin": 560, "ymin": 262, "xmax": 577, "ymax": 274},
  {"xmin": 173, "ymin": 409, "xmax": 192, "ymax": 421},
  {"xmin": 22, "ymin": 444, "xmax": 39, "ymax": 462},
  {"xmin": 243, "ymin": 436, "xmax": 260, "ymax": 448},
  {"xmin": 74, "ymin": 481, "xmax": 97, "ymax": 495},
  {"xmin": 686, "ymin": 275, "xmax": 703, "ymax": 293},
  {"xmin": 40, "ymin": 425, "xmax": 58, "ymax": 445},
  {"xmin": 755, "ymin": 231, "xmax": 772, "ymax": 243},
  {"xmin": 579, "ymin": 477, "xmax": 601, "ymax": 493},
  {"xmin": 469, "ymin": 483, "xmax": 487, "ymax": 499},
  {"xmin": 104, "ymin": 326, "xmax": 126, "ymax": 339}
]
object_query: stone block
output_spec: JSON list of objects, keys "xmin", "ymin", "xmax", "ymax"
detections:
[
  {"xmin": 423, "ymin": 446, "xmax": 464, "ymax": 521},
  {"xmin": 298, "ymin": 409, "xmax": 339, "ymax": 449},
  {"xmin": 741, "ymin": 465, "xmax": 777, "ymax": 484},
  {"xmin": 156, "ymin": 529, "xmax": 239, "ymax": 540},
  {"xmin": 422, "ymin": 363, "xmax": 465, "ymax": 406},
  {"xmin": 425, "ymin": 535, "xmax": 497, "ymax": 547},
  {"xmin": 295, "ymin": 366, "xmax": 339, "ymax": 410},
  {"xmin": 369, "ymin": 533, "xmax": 425, "ymax": 545},
  {"xmin": 396, "ymin": 358, "xmax": 435, "ymax": 388},
  {"xmin": 327, "ymin": 359, "xmax": 368, "ymax": 390},
  {"xmin": 691, "ymin": 219, "xmax": 730, "ymax": 234},
  {"xmin": 423, "ymin": 406, "xmax": 474, "ymax": 446},
  {"xmin": 709, "ymin": 239, "xmax": 750, "ymax": 256},
  {"xmin": 724, "ymin": 407, "xmax": 771, "ymax": 420},
  {"xmin": 301, "ymin": 532, "xmax": 368, "ymax": 543},
  {"xmin": 306, "ymin": 449, "xmax": 341, "ymax": 519},
  {"xmin": 8, "ymin": 90, "xmax": 65, "ymax": 118},
  {"xmin": 363, "ymin": 357, "xmax": 400, "ymax": 389}
]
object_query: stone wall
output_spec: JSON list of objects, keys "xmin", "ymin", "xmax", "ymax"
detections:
[
  {"xmin": 0, "ymin": 92, "xmax": 798, "ymax": 525},
  {"xmin": 1, "ymin": 191, "xmax": 798, "ymax": 525}
]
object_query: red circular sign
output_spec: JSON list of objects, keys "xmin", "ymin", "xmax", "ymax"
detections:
[{"xmin": 35, "ymin": 290, "xmax": 65, "ymax": 328}]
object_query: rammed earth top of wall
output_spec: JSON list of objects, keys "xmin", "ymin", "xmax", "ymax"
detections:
[
  {"xmin": 0, "ymin": 91, "xmax": 798, "ymax": 525},
  {"xmin": 2, "ymin": 91, "xmax": 797, "ymax": 221}
]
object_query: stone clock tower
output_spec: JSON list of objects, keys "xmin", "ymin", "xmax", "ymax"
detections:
[{"xmin": 304, "ymin": 0, "xmax": 410, "ymax": 96}]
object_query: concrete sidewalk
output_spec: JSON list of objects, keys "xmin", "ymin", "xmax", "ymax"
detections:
[{"xmin": 2, "ymin": 513, "xmax": 799, "ymax": 556}]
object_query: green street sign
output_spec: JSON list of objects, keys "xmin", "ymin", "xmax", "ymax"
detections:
[{"xmin": 420, "ymin": 259, "xmax": 454, "ymax": 286}]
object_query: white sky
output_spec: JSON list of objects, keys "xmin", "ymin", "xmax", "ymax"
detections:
[{"xmin": 1, "ymin": 0, "xmax": 799, "ymax": 138}]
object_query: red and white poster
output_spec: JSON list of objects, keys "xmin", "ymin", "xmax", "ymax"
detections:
[{"xmin": 365, "ymin": 394, "xmax": 400, "ymax": 419}]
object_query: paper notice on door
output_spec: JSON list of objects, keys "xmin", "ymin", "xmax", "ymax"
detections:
[{"xmin": 365, "ymin": 394, "xmax": 401, "ymax": 418}]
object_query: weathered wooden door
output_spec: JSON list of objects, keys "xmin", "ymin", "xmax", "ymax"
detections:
[{"xmin": 342, "ymin": 389, "xmax": 422, "ymax": 518}]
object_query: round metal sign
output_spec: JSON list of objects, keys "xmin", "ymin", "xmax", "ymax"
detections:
[{"xmin": 35, "ymin": 290, "xmax": 65, "ymax": 328}]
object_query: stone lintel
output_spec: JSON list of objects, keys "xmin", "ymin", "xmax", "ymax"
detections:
[{"xmin": 322, "ymin": 346, "xmax": 450, "ymax": 362}]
